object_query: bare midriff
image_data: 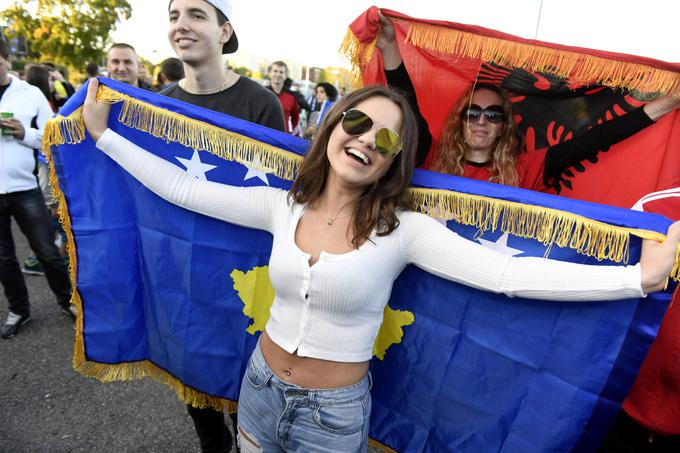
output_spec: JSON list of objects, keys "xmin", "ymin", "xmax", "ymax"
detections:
[{"xmin": 260, "ymin": 332, "xmax": 369, "ymax": 389}]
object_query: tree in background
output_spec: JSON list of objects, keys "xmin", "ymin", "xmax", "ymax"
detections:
[
  {"xmin": 1, "ymin": 0, "xmax": 132, "ymax": 71},
  {"xmin": 233, "ymin": 66, "xmax": 252, "ymax": 78}
]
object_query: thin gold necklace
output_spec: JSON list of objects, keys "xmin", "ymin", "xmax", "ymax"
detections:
[
  {"xmin": 321, "ymin": 200, "xmax": 354, "ymax": 226},
  {"xmin": 180, "ymin": 71, "xmax": 232, "ymax": 94}
]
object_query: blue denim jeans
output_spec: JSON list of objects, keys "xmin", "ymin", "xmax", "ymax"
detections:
[
  {"xmin": 237, "ymin": 340, "xmax": 372, "ymax": 452},
  {"xmin": 0, "ymin": 188, "xmax": 71, "ymax": 315}
]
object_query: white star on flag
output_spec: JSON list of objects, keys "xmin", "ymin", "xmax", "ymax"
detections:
[
  {"xmin": 176, "ymin": 151, "xmax": 217, "ymax": 180},
  {"xmin": 477, "ymin": 233, "xmax": 524, "ymax": 256},
  {"xmin": 243, "ymin": 156, "xmax": 270, "ymax": 186}
]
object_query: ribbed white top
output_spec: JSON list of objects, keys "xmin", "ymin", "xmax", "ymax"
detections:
[{"xmin": 98, "ymin": 129, "xmax": 644, "ymax": 362}]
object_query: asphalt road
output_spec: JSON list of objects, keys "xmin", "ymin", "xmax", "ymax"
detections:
[
  {"xmin": 0, "ymin": 222, "xmax": 384, "ymax": 453},
  {"xmin": 0, "ymin": 220, "xmax": 208, "ymax": 453}
]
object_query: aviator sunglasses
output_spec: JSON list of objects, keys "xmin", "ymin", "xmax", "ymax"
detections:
[
  {"xmin": 461, "ymin": 104, "xmax": 506, "ymax": 124},
  {"xmin": 341, "ymin": 109, "xmax": 403, "ymax": 158}
]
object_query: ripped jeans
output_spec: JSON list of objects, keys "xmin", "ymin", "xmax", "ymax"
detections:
[{"xmin": 237, "ymin": 340, "xmax": 372, "ymax": 452}]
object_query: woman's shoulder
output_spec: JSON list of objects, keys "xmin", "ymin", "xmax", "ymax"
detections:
[
  {"xmin": 396, "ymin": 208, "xmax": 445, "ymax": 228},
  {"xmin": 259, "ymin": 186, "xmax": 292, "ymax": 203},
  {"xmin": 271, "ymin": 188, "xmax": 305, "ymax": 213}
]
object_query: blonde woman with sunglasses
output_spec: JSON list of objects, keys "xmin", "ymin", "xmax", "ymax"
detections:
[
  {"xmin": 83, "ymin": 79, "xmax": 680, "ymax": 452},
  {"xmin": 378, "ymin": 15, "xmax": 680, "ymax": 191}
]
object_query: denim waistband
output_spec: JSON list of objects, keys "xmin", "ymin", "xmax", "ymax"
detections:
[{"xmin": 250, "ymin": 338, "xmax": 372, "ymax": 404}]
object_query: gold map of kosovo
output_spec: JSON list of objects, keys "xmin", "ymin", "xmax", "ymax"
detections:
[{"xmin": 230, "ymin": 266, "xmax": 414, "ymax": 359}]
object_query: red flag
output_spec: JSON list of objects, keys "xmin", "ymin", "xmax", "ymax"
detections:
[{"xmin": 343, "ymin": 8, "xmax": 680, "ymax": 208}]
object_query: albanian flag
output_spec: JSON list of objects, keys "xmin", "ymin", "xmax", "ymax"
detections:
[{"xmin": 342, "ymin": 7, "xmax": 680, "ymax": 209}]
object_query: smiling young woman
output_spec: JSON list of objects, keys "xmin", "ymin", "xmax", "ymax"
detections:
[
  {"xmin": 82, "ymin": 78, "xmax": 680, "ymax": 452},
  {"xmin": 291, "ymin": 91, "xmax": 417, "ymax": 252}
]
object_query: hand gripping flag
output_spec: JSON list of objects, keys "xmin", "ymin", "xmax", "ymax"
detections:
[
  {"xmin": 622, "ymin": 190, "xmax": 680, "ymax": 435},
  {"xmin": 342, "ymin": 7, "xmax": 680, "ymax": 209},
  {"xmin": 44, "ymin": 79, "xmax": 680, "ymax": 452}
]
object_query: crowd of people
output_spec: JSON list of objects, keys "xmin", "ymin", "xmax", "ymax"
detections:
[{"xmin": 1, "ymin": 0, "xmax": 680, "ymax": 452}]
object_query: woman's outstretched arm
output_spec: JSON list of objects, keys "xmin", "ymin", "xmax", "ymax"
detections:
[
  {"xmin": 399, "ymin": 211, "xmax": 680, "ymax": 299},
  {"xmin": 83, "ymin": 78, "xmax": 284, "ymax": 233},
  {"xmin": 543, "ymin": 95, "xmax": 680, "ymax": 186},
  {"xmin": 378, "ymin": 13, "xmax": 432, "ymax": 167}
]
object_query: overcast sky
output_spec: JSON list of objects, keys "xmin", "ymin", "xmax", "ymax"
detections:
[{"xmin": 1, "ymin": 0, "xmax": 677, "ymax": 67}]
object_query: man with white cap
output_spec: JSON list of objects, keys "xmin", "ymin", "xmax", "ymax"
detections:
[
  {"xmin": 164, "ymin": 0, "xmax": 284, "ymax": 128},
  {"xmin": 164, "ymin": 1, "xmax": 284, "ymax": 451}
]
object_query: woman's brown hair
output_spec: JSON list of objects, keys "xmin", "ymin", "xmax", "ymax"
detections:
[
  {"xmin": 290, "ymin": 85, "xmax": 419, "ymax": 248},
  {"xmin": 432, "ymin": 84, "xmax": 523, "ymax": 186}
]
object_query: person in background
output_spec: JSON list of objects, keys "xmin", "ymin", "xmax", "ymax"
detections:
[
  {"xmin": 161, "ymin": 1, "xmax": 284, "ymax": 451},
  {"xmin": 304, "ymin": 82, "xmax": 337, "ymax": 139},
  {"xmin": 137, "ymin": 61, "xmax": 153, "ymax": 90},
  {"xmin": 285, "ymin": 78, "xmax": 311, "ymax": 136},
  {"xmin": 21, "ymin": 65, "xmax": 69, "ymax": 276},
  {"xmin": 376, "ymin": 14, "xmax": 680, "ymax": 178},
  {"xmin": 267, "ymin": 60, "xmax": 300, "ymax": 134},
  {"xmin": 25, "ymin": 65, "xmax": 57, "ymax": 109},
  {"xmin": 287, "ymin": 79, "xmax": 310, "ymax": 113},
  {"xmin": 106, "ymin": 43, "xmax": 140, "ymax": 87},
  {"xmin": 0, "ymin": 40, "xmax": 74, "ymax": 340},
  {"xmin": 157, "ymin": 57, "xmax": 184, "ymax": 90},
  {"xmin": 43, "ymin": 63, "xmax": 75, "ymax": 110},
  {"xmin": 85, "ymin": 62, "xmax": 99, "ymax": 82}
]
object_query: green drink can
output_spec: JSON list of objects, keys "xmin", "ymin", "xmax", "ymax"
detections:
[{"xmin": 0, "ymin": 111, "xmax": 13, "ymax": 136}]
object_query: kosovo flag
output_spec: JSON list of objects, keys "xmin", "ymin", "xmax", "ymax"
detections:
[
  {"xmin": 342, "ymin": 7, "xmax": 680, "ymax": 208},
  {"xmin": 44, "ymin": 79, "xmax": 679, "ymax": 452}
]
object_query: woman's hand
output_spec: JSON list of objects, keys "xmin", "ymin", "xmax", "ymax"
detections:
[
  {"xmin": 640, "ymin": 220, "xmax": 680, "ymax": 293},
  {"xmin": 49, "ymin": 70, "xmax": 65, "ymax": 82},
  {"xmin": 83, "ymin": 78, "xmax": 110, "ymax": 143},
  {"xmin": 304, "ymin": 123, "xmax": 317, "ymax": 139},
  {"xmin": 643, "ymin": 94, "xmax": 680, "ymax": 121},
  {"xmin": 376, "ymin": 12, "xmax": 402, "ymax": 70}
]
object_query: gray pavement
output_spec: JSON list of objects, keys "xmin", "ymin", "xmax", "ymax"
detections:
[
  {"xmin": 0, "ymin": 221, "xmax": 385, "ymax": 453},
  {"xmin": 0, "ymin": 221, "xmax": 206, "ymax": 453}
]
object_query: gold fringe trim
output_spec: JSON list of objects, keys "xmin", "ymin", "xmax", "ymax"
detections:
[
  {"xmin": 368, "ymin": 438, "xmax": 399, "ymax": 453},
  {"xmin": 339, "ymin": 27, "xmax": 377, "ymax": 79},
  {"xmin": 406, "ymin": 188, "xmax": 678, "ymax": 273},
  {"xmin": 404, "ymin": 22, "xmax": 680, "ymax": 96},
  {"xmin": 42, "ymin": 107, "xmax": 86, "ymax": 148},
  {"xmin": 73, "ymin": 359, "xmax": 239, "ymax": 413},
  {"xmin": 96, "ymin": 85, "xmax": 303, "ymax": 181},
  {"xmin": 43, "ymin": 113, "xmax": 86, "ymax": 373},
  {"xmin": 42, "ymin": 112, "xmax": 240, "ymax": 413}
]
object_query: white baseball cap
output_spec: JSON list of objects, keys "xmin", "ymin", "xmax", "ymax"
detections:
[{"xmin": 203, "ymin": 0, "xmax": 238, "ymax": 54}]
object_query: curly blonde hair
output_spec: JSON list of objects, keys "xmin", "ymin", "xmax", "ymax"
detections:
[{"xmin": 431, "ymin": 84, "xmax": 523, "ymax": 186}]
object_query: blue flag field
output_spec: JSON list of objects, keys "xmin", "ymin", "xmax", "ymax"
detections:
[{"xmin": 44, "ymin": 79, "xmax": 679, "ymax": 452}]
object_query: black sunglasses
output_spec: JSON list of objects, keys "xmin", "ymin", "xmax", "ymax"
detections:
[
  {"xmin": 461, "ymin": 104, "xmax": 506, "ymax": 124},
  {"xmin": 341, "ymin": 109, "xmax": 402, "ymax": 158}
]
